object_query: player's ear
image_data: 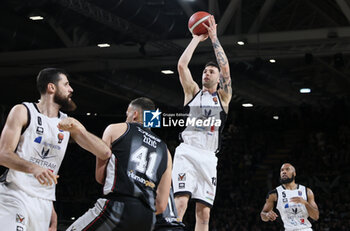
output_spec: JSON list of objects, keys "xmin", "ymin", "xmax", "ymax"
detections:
[
  {"xmin": 132, "ymin": 110, "xmax": 139, "ymax": 121},
  {"xmin": 47, "ymin": 83, "xmax": 56, "ymax": 94}
]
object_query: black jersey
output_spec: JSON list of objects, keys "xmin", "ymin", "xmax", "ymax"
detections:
[
  {"xmin": 155, "ymin": 187, "xmax": 185, "ymax": 230},
  {"xmin": 103, "ymin": 122, "xmax": 168, "ymax": 211}
]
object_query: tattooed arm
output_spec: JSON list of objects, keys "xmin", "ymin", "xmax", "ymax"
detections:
[{"xmin": 204, "ymin": 16, "xmax": 232, "ymax": 107}]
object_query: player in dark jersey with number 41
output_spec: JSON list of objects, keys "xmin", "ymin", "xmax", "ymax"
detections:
[{"xmin": 67, "ymin": 97, "xmax": 172, "ymax": 231}]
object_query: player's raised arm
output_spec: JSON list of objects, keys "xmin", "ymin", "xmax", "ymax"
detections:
[
  {"xmin": 178, "ymin": 35, "xmax": 206, "ymax": 104},
  {"xmin": 203, "ymin": 15, "xmax": 232, "ymax": 103}
]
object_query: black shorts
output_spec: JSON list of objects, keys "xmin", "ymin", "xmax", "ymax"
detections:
[{"xmin": 67, "ymin": 197, "xmax": 155, "ymax": 231}]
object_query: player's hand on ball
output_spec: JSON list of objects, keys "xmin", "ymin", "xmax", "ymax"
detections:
[{"xmin": 202, "ymin": 15, "xmax": 217, "ymax": 39}]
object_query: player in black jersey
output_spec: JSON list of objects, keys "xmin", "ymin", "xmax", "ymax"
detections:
[
  {"xmin": 154, "ymin": 187, "xmax": 185, "ymax": 231},
  {"xmin": 67, "ymin": 97, "xmax": 172, "ymax": 231}
]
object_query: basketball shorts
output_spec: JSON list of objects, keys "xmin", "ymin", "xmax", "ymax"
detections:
[
  {"xmin": 67, "ymin": 196, "xmax": 155, "ymax": 231},
  {"xmin": 172, "ymin": 143, "xmax": 218, "ymax": 207},
  {"xmin": 0, "ymin": 183, "xmax": 52, "ymax": 231}
]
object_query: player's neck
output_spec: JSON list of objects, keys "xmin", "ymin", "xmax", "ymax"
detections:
[
  {"xmin": 36, "ymin": 97, "xmax": 60, "ymax": 118},
  {"xmin": 283, "ymin": 181, "xmax": 297, "ymax": 190},
  {"xmin": 202, "ymin": 86, "xmax": 216, "ymax": 94}
]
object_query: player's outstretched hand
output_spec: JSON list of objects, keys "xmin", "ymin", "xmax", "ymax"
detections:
[
  {"xmin": 32, "ymin": 165, "xmax": 58, "ymax": 186},
  {"xmin": 266, "ymin": 210, "xmax": 278, "ymax": 221}
]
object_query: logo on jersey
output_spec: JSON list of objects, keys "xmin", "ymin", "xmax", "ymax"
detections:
[
  {"xmin": 144, "ymin": 109, "xmax": 161, "ymax": 128},
  {"xmin": 300, "ymin": 218, "xmax": 305, "ymax": 224},
  {"xmin": 34, "ymin": 136, "xmax": 42, "ymax": 144},
  {"xmin": 292, "ymin": 208, "xmax": 298, "ymax": 215},
  {"xmin": 178, "ymin": 173, "xmax": 186, "ymax": 181},
  {"xmin": 127, "ymin": 170, "xmax": 155, "ymax": 189},
  {"xmin": 283, "ymin": 198, "xmax": 288, "ymax": 203},
  {"xmin": 282, "ymin": 191, "xmax": 286, "ymax": 198},
  {"xmin": 212, "ymin": 97, "xmax": 218, "ymax": 104},
  {"xmin": 298, "ymin": 190, "xmax": 302, "ymax": 196},
  {"xmin": 58, "ymin": 133, "xmax": 64, "ymax": 144},
  {"xmin": 16, "ymin": 226, "xmax": 23, "ymax": 231},
  {"xmin": 211, "ymin": 177, "xmax": 217, "ymax": 186},
  {"xmin": 16, "ymin": 214, "xmax": 25, "ymax": 225},
  {"xmin": 38, "ymin": 147, "xmax": 51, "ymax": 159},
  {"xmin": 179, "ymin": 183, "xmax": 185, "ymax": 189},
  {"xmin": 37, "ymin": 116, "xmax": 42, "ymax": 125},
  {"xmin": 36, "ymin": 127, "xmax": 44, "ymax": 135}
]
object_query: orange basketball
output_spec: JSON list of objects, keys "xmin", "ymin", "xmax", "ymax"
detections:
[{"xmin": 188, "ymin": 11, "xmax": 211, "ymax": 35}]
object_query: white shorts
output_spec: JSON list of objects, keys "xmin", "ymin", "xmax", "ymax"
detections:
[
  {"xmin": 172, "ymin": 143, "xmax": 218, "ymax": 207},
  {"xmin": 0, "ymin": 183, "xmax": 52, "ymax": 231}
]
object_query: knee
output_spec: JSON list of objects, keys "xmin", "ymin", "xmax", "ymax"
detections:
[
  {"xmin": 196, "ymin": 205, "xmax": 210, "ymax": 222},
  {"xmin": 175, "ymin": 195, "xmax": 189, "ymax": 210}
]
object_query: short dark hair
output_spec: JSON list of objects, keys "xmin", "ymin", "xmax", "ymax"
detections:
[
  {"xmin": 130, "ymin": 97, "xmax": 156, "ymax": 111},
  {"xmin": 205, "ymin": 61, "xmax": 220, "ymax": 72},
  {"xmin": 36, "ymin": 68, "xmax": 68, "ymax": 94}
]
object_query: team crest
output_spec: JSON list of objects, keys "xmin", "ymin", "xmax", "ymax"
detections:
[
  {"xmin": 298, "ymin": 190, "xmax": 302, "ymax": 196},
  {"xmin": 212, "ymin": 97, "xmax": 218, "ymax": 104},
  {"xmin": 38, "ymin": 148, "xmax": 50, "ymax": 159},
  {"xmin": 58, "ymin": 133, "xmax": 64, "ymax": 144},
  {"xmin": 178, "ymin": 173, "xmax": 186, "ymax": 181},
  {"xmin": 16, "ymin": 214, "xmax": 25, "ymax": 225}
]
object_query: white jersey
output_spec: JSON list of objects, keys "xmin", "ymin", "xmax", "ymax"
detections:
[
  {"xmin": 276, "ymin": 184, "xmax": 312, "ymax": 231},
  {"xmin": 4, "ymin": 102, "xmax": 70, "ymax": 201},
  {"xmin": 180, "ymin": 90, "xmax": 227, "ymax": 153}
]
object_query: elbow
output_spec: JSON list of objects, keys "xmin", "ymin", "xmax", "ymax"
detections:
[
  {"xmin": 0, "ymin": 150, "xmax": 9, "ymax": 167},
  {"xmin": 312, "ymin": 213, "xmax": 319, "ymax": 221},
  {"xmin": 177, "ymin": 62, "xmax": 188, "ymax": 72},
  {"xmin": 100, "ymin": 150, "xmax": 112, "ymax": 161},
  {"xmin": 95, "ymin": 176, "xmax": 104, "ymax": 185}
]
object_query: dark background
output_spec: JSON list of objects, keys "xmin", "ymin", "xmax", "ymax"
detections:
[{"xmin": 1, "ymin": 0, "xmax": 350, "ymax": 230}]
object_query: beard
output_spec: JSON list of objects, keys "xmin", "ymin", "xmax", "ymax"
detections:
[
  {"xmin": 54, "ymin": 91, "xmax": 77, "ymax": 112},
  {"xmin": 280, "ymin": 175, "xmax": 295, "ymax": 184}
]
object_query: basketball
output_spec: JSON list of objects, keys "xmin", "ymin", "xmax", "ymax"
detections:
[{"xmin": 188, "ymin": 11, "xmax": 211, "ymax": 35}]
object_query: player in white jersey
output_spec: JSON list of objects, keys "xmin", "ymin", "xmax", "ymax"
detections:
[
  {"xmin": 0, "ymin": 68, "xmax": 111, "ymax": 231},
  {"xmin": 261, "ymin": 163, "xmax": 319, "ymax": 231},
  {"xmin": 172, "ymin": 15, "xmax": 232, "ymax": 231}
]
